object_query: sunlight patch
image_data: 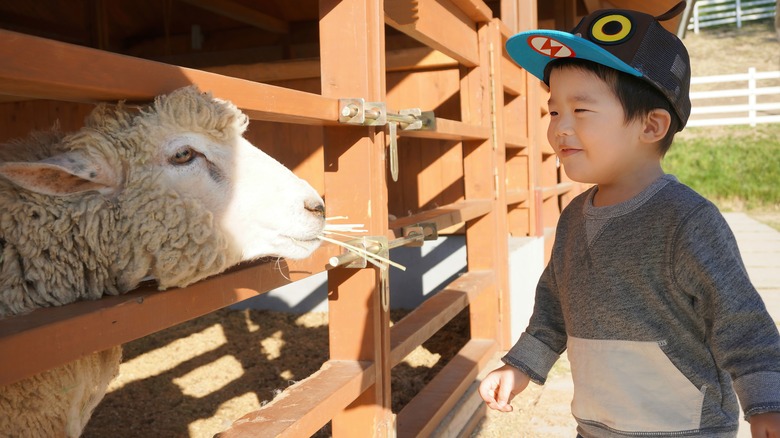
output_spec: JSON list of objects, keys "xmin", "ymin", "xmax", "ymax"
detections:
[
  {"xmin": 189, "ymin": 392, "xmax": 262, "ymax": 437},
  {"xmin": 173, "ymin": 355, "xmax": 244, "ymax": 398},
  {"xmin": 260, "ymin": 330, "xmax": 285, "ymax": 360},
  {"xmin": 108, "ymin": 323, "xmax": 227, "ymax": 391},
  {"xmin": 403, "ymin": 345, "xmax": 441, "ymax": 368},
  {"xmin": 243, "ymin": 310, "xmax": 260, "ymax": 333}
]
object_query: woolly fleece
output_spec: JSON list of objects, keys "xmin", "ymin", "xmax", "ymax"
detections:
[{"xmin": 0, "ymin": 87, "xmax": 279, "ymax": 436}]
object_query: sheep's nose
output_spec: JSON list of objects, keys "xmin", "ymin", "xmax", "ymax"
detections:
[{"xmin": 305, "ymin": 199, "xmax": 325, "ymax": 218}]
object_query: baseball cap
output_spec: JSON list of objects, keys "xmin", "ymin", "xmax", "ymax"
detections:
[{"xmin": 506, "ymin": 1, "xmax": 691, "ymax": 129}]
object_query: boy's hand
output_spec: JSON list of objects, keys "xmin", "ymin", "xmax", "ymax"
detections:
[
  {"xmin": 750, "ymin": 412, "xmax": 780, "ymax": 438},
  {"xmin": 478, "ymin": 364, "xmax": 531, "ymax": 412}
]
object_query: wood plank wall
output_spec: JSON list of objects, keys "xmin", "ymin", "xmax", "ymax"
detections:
[{"xmin": 0, "ymin": 0, "xmax": 584, "ymax": 436}]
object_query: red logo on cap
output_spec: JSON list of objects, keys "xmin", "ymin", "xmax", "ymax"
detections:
[{"xmin": 528, "ymin": 36, "xmax": 575, "ymax": 58}]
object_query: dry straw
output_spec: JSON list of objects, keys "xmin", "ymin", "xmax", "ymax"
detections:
[{"xmin": 320, "ymin": 217, "xmax": 406, "ymax": 271}]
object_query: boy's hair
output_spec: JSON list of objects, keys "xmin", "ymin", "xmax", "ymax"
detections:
[{"xmin": 545, "ymin": 58, "xmax": 681, "ymax": 155}]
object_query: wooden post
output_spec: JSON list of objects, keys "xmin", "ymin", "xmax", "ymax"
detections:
[
  {"xmin": 516, "ymin": 0, "xmax": 545, "ymax": 238},
  {"xmin": 319, "ymin": 0, "xmax": 393, "ymax": 436},
  {"xmin": 460, "ymin": 22, "xmax": 509, "ymax": 348},
  {"xmin": 489, "ymin": 19, "xmax": 515, "ymax": 349}
]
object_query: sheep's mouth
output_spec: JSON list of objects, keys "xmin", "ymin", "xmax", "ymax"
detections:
[{"xmin": 285, "ymin": 235, "xmax": 322, "ymax": 247}]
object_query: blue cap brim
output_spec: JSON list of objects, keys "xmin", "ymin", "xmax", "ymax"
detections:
[{"xmin": 506, "ymin": 30, "xmax": 642, "ymax": 83}]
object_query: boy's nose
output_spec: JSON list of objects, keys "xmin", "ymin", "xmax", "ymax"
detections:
[{"xmin": 553, "ymin": 119, "xmax": 574, "ymax": 137}]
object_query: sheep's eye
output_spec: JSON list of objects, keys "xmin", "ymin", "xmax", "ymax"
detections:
[{"xmin": 170, "ymin": 147, "xmax": 197, "ymax": 165}]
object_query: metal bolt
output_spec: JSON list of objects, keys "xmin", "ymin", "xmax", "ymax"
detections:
[{"xmin": 341, "ymin": 104, "xmax": 359, "ymax": 118}]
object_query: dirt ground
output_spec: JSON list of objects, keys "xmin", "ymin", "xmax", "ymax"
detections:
[
  {"xmin": 471, "ymin": 354, "xmax": 577, "ymax": 438},
  {"xmin": 683, "ymin": 19, "xmax": 779, "ymax": 76},
  {"xmin": 83, "ymin": 19, "xmax": 779, "ymax": 438},
  {"xmin": 679, "ymin": 18, "xmax": 780, "ymax": 129},
  {"xmin": 83, "ymin": 309, "xmax": 470, "ymax": 437}
]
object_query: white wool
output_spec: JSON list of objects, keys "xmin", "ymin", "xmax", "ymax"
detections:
[{"xmin": 0, "ymin": 86, "xmax": 325, "ymax": 436}]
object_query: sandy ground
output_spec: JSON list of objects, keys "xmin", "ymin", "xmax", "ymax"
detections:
[
  {"xmin": 682, "ymin": 19, "xmax": 780, "ymax": 76},
  {"xmin": 83, "ymin": 309, "xmax": 469, "ymax": 437},
  {"xmin": 82, "ymin": 19, "xmax": 779, "ymax": 438},
  {"xmin": 471, "ymin": 354, "xmax": 577, "ymax": 438}
]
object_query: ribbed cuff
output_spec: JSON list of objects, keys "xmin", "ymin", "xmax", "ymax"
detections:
[
  {"xmin": 501, "ymin": 332, "xmax": 560, "ymax": 385},
  {"xmin": 733, "ymin": 371, "xmax": 780, "ymax": 419}
]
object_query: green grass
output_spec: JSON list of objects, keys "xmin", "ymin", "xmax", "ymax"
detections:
[{"xmin": 663, "ymin": 124, "xmax": 780, "ymax": 212}]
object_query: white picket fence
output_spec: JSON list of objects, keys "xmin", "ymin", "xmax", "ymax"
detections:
[
  {"xmin": 689, "ymin": 68, "xmax": 780, "ymax": 127},
  {"xmin": 687, "ymin": 0, "xmax": 776, "ymax": 33}
]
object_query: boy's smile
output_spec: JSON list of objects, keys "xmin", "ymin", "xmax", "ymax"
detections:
[
  {"xmin": 557, "ymin": 146, "xmax": 582, "ymax": 158},
  {"xmin": 546, "ymin": 67, "xmax": 663, "ymax": 206}
]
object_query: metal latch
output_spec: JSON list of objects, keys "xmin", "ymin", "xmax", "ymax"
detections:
[
  {"xmin": 386, "ymin": 109, "xmax": 436, "ymax": 182},
  {"xmin": 328, "ymin": 235, "xmax": 388, "ymax": 270},
  {"xmin": 339, "ymin": 98, "xmax": 436, "ymax": 182},
  {"xmin": 339, "ymin": 98, "xmax": 386, "ymax": 126},
  {"xmin": 399, "ymin": 222, "xmax": 438, "ymax": 247}
]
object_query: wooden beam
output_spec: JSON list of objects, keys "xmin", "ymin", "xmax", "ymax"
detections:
[
  {"xmin": 505, "ymin": 132, "xmax": 530, "ymax": 150},
  {"xmin": 201, "ymin": 47, "xmax": 458, "ymax": 83},
  {"xmin": 319, "ymin": 0, "xmax": 393, "ymax": 435},
  {"xmin": 385, "ymin": 0, "xmax": 480, "ymax": 67},
  {"xmin": 0, "ymin": 247, "xmax": 336, "ymax": 386},
  {"xmin": 387, "ymin": 199, "xmax": 494, "ymax": 237},
  {"xmin": 204, "ymin": 58, "xmax": 322, "ymax": 83},
  {"xmin": 506, "ymin": 188, "xmax": 530, "ymax": 206},
  {"xmin": 460, "ymin": 21, "xmax": 508, "ymax": 349},
  {"xmin": 431, "ymin": 382, "xmax": 488, "ymax": 437},
  {"xmin": 0, "ymin": 30, "xmax": 340, "ymax": 125},
  {"xmin": 398, "ymin": 118, "xmax": 490, "ymax": 141},
  {"xmin": 390, "ymin": 272, "xmax": 494, "ymax": 365},
  {"xmin": 540, "ymin": 131, "xmax": 555, "ymax": 155},
  {"xmin": 502, "ymin": 56, "xmax": 525, "ymax": 96},
  {"xmin": 386, "ymin": 47, "xmax": 459, "ymax": 72},
  {"xmin": 179, "ymin": 0, "xmax": 289, "ymax": 34},
  {"xmin": 396, "ymin": 339, "xmax": 497, "ymax": 437},
  {"xmin": 448, "ymin": 0, "xmax": 493, "ymax": 22},
  {"xmin": 542, "ymin": 182, "xmax": 576, "ymax": 200},
  {"xmin": 219, "ymin": 360, "xmax": 374, "ymax": 437}
]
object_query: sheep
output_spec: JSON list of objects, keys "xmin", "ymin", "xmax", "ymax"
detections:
[{"xmin": 0, "ymin": 86, "xmax": 326, "ymax": 437}]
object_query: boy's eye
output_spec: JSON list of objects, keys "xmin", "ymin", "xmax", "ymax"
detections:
[{"xmin": 549, "ymin": 111, "xmax": 558, "ymax": 116}]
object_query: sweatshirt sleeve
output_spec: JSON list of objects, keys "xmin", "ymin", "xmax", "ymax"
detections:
[
  {"xmin": 672, "ymin": 204, "xmax": 780, "ymax": 419},
  {"xmin": 502, "ymin": 258, "xmax": 568, "ymax": 385}
]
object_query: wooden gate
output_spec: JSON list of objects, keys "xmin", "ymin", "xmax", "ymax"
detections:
[{"xmin": 0, "ymin": 0, "xmax": 580, "ymax": 436}]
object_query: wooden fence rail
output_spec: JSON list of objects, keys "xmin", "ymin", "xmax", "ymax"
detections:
[
  {"xmin": 689, "ymin": 68, "xmax": 780, "ymax": 127},
  {"xmin": 688, "ymin": 0, "xmax": 776, "ymax": 33}
]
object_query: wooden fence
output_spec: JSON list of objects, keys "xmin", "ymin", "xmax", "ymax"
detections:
[
  {"xmin": 689, "ymin": 68, "xmax": 780, "ymax": 127},
  {"xmin": 687, "ymin": 0, "xmax": 776, "ymax": 33},
  {"xmin": 0, "ymin": 1, "xmax": 581, "ymax": 436}
]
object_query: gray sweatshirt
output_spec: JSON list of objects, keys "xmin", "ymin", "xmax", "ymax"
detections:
[{"xmin": 503, "ymin": 174, "xmax": 780, "ymax": 438}]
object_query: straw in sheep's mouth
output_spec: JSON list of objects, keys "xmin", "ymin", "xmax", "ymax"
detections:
[{"xmin": 320, "ymin": 217, "xmax": 406, "ymax": 271}]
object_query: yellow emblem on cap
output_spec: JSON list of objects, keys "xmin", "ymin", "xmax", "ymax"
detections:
[{"xmin": 591, "ymin": 14, "xmax": 633, "ymax": 43}]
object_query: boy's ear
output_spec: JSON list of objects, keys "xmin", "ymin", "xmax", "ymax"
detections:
[{"xmin": 640, "ymin": 109, "xmax": 672, "ymax": 143}]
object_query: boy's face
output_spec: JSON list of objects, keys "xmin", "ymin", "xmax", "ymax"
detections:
[{"xmin": 546, "ymin": 67, "xmax": 654, "ymax": 186}]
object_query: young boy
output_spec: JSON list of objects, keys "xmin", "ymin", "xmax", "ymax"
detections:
[{"xmin": 479, "ymin": 2, "xmax": 780, "ymax": 437}]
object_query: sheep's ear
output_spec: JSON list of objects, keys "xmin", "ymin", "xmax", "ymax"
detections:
[{"xmin": 0, "ymin": 151, "xmax": 120, "ymax": 196}]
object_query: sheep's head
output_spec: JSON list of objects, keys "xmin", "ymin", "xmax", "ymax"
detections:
[
  {"xmin": 130, "ymin": 87, "xmax": 326, "ymax": 262},
  {"xmin": 0, "ymin": 86, "xmax": 325, "ymax": 294}
]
